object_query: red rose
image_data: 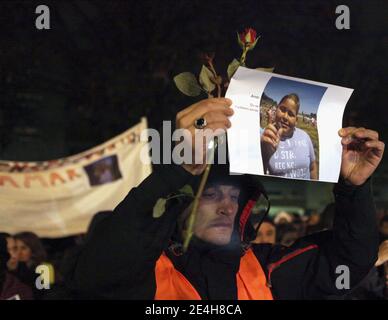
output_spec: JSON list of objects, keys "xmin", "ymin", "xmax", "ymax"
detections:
[
  {"xmin": 239, "ymin": 28, "xmax": 257, "ymax": 46},
  {"xmin": 238, "ymin": 28, "xmax": 259, "ymax": 52}
]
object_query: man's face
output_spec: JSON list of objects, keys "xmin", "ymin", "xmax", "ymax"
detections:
[
  {"xmin": 252, "ymin": 222, "xmax": 276, "ymax": 244},
  {"xmin": 275, "ymin": 98, "xmax": 298, "ymax": 137},
  {"xmin": 193, "ymin": 185, "xmax": 240, "ymax": 246}
]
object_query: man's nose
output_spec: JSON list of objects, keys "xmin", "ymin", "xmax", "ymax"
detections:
[{"xmin": 218, "ymin": 197, "xmax": 236, "ymax": 216}]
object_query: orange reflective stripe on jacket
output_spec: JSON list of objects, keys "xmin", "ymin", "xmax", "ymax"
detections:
[{"xmin": 154, "ymin": 248, "xmax": 273, "ymax": 300}]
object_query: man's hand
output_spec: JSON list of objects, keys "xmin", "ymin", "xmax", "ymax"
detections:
[
  {"xmin": 339, "ymin": 127, "xmax": 385, "ymax": 185},
  {"xmin": 176, "ymin": 98, "xmax": 233, "ymax": 175},
  {"xmin": 261, "ymin": 124, "xmax": 284, "ymax": 160}
]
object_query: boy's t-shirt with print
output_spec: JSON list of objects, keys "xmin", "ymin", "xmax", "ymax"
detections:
[{"xmin": 267, "ymin": 127, "xmax": 316, "ymax": 179}]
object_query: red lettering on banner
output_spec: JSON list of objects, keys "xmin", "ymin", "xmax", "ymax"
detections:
[
  {"xmin": 84, "ymin": 150, "xmax": 106, "ymax": 162},
  {"xmin": 107, "ymin": 143, "xmax": 116, "ymax": 151},
  {"xmin": 70, "ymin": 158, "xmax": 80, "ymax": 164},
  {"xmin": 0, "ymin": 163, "xmax": 11, "ymax": 172},
  {"xmin": 50, "ymin": 172, "xmax": 66, "ymax": 186},
  {"xmin": 66, "ymin": 169, "xmax": 82, "ymax": 181},
  {"xmin": 126, "ymin": 135, "xmax": 133, "ymax": 144},
  {"xmin": 129, "ymin": 133, "xmax": 138, "ymax": 143},
  {"xmin": 24, "ymin": 175, "xmax": 48, "ymax": 188},
  {"xmin": 0, "ymin": 175, "xmax": 20, "ymax": 188},
  {"xmin": 29, "ymin": 165, "xmax": 41, "ymax": 172},
  {"xmin": 10, "ymin": 163, "xmax": 29, "ymax": 173},
  {"xmin": 48, "ymin": 160, "xmax": 59, "ymax": 168}
]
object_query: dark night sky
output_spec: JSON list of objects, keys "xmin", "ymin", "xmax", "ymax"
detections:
[{"xmin": 0, "ymin": 1, "xmax": 387, "ymax": 182}]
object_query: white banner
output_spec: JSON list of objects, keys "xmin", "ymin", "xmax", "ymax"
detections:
[{"xmin": 0, "ymin": 118, "xmax": 152, "ymax": 238}]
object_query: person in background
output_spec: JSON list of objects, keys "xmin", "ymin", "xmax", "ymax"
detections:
[
  {"xmin": 12, "ymin": 232, "xmax": 53, "ymax": 299},
  {"xmin": 305, "ymin": 203, "xmax": 336, "ymax": 235},
  {"xmin": 0, "ymin": 233, "xmax": 18, "ymax": 271},
  {"xmin": 14, "ymin": 232, "xmax": 47, "ymax": 269},
  {"xmin": 305, "ymin": 209, "xmax": 323, "ymax": 234},
  {"xmin": 251, "ymin": 217, "xmax": 276, "ymax": 245},
  {"xmin": 276, "ymin": 223, "xmax": 299, "ymax": 247},
  {"xmin": 42, "ymin": 211, "xmax": 113, "ymax": 300},
  {"xmin": 0, "ymin": 234, "xmax": 33, "ymax": 300},
  {"xmin": 291, "ymin": 214, "xmax": 307, "ymax": 238},
  {"xmin": 273, "ymin": 211, "xmax": 293, "ymax": 225}
]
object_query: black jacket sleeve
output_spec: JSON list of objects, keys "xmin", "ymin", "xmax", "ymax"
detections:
[
  {"xmin": 69, "ymin": 164, "xmax": 194, "ymax": 299},
  {"xmin": 265, "ymin": 179, "xmax": 379, "ymax": 299},
  {"xmin": 312, "ymin": 178, "xmax": 379, "ymax": 297}
]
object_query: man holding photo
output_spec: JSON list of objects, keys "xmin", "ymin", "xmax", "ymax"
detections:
[
  {"xmin": 68, "ymin": 98, "xmax": 385, "ymax": 300},
  {"xmin": 261, "ymin": 93, "xmax": 318, "ymax": 180}
]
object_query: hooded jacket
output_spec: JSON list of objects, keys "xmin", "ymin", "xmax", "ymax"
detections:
[{"xmin": 68, "ymin": 164, "xmax": 378, "ymax": 299}]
